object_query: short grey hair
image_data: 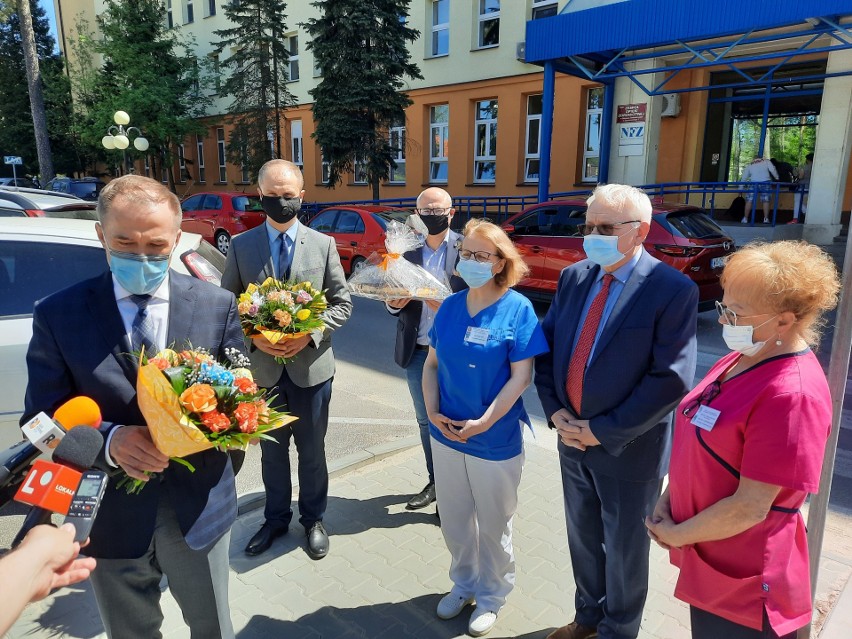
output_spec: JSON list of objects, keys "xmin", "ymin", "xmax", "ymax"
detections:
[
  {"xmin": 586, "ymin": 183, "xmax": 652, "ymax": 223},
  {"xmin": 258, "ymin": 159, "xmax": 305, "ymax": 190},
  {"xmin": 97, "ymin": 175, "xmax": 181, "ymax": 227}
]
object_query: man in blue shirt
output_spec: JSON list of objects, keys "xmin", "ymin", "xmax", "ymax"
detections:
[
  {"xmin": 387, "ymin": 187, "xmax": 466, "ymax": 511},
  {"xmin": 535, "ymin": 184, "xmax": 697, "ymax": 639}
]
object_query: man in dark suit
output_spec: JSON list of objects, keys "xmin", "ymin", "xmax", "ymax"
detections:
[
  {"xmin": 22, "ymin": 175, "xmax": 245, "ymax": 638},
  {"xmin": 387, "ymin": 187, "xmax": 467, "ymax": 510},
  {"xmin": 222, "ymin": 160, "xmax": 352, "ymax": 559},
  {"xmin": 535, "ymin": 184, "xmax": 697, "ymax": 639}
]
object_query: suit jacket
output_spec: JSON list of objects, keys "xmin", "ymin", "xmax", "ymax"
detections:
[
  {"xmin": 534, "ymin": 251, "xmax": 698, "ymax": 480},
  {"xmin": 392, "ymin": 229, "xmax": 467, "ymax": 368},
  {"xmin": 221, "ymin": 223, "xmax": 353, "ymax": 388},
  {"xmin": 22, "ymin": 271, "xmax": 246, "ymax": 559}
]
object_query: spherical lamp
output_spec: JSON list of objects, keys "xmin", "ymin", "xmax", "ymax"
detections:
[
  {"xmin": 133, "ymin": 137, "xmax": 150, "ymax": 152},
  {"xmin": 101, "ymin": 135, "xmax": 116, "ymax": 150},
  {"xmin": 114, "ymin": 111, "xmax": 130, "ymax": 126},
  {"xmin": 113, "ymin": 134, "xmax": 130, "ymax": 150}
]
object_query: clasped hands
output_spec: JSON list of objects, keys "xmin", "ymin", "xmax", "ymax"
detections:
[
  {"xmin": 644, "ymin": 490, "xmax": 682, "ymax": 550},
  {"xmin": 428, "ymin": 411, "xmax": 490, "ymax": 443},
  {"xmin": 388, "ymin": 298, "xmax": 441, "ymax": 312},
  {"xmin": 252, "ymin": 332, "xmax": 312, "ymax": 360},
  {"xmin": 551, "ymin": 408, "xmax": 600, "ymax": 451}
]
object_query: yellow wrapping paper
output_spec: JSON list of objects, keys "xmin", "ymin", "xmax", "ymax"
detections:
[
  {"xmin": 137, "ymin": 363, "xmax": 297, "ymax": 458},
  {"xmin": 257, "ymin": 328, "xmax": 314, "ymax": 345}
]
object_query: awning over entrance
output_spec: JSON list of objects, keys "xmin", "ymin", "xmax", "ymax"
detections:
[{"xmin": 525, "ymin": 0, "xmax": 852, "ymax": 94}]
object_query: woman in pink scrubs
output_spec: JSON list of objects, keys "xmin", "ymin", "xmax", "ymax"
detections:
[{"xmin": 645, "ymin": 241, "xmax": 840, "ymax": 639}]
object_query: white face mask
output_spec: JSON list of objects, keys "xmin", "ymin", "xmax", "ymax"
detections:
[{"xmin": 721, "ymin": 316, "xmax": 776, "ymax": 357}]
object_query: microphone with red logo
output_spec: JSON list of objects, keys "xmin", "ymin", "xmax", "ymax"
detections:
[
  {"xmin": 10, "ymin": 427, "xmax": 104, "ymax": 548},
  {"xmin": 0, "ymin": 397, "xmax": 102, "ymax": 498}
]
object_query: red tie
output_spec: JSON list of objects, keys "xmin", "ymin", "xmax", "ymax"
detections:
[{"xmin": 566, "ymin": 274, "xmax": 614, "ymax": 415}]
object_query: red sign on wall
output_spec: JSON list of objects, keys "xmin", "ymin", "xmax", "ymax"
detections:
[{"xmin": 616, "ymin": 104, "xmax": 647, "ymax": 123}]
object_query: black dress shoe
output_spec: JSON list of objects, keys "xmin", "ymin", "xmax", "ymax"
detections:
[
  {"xmin": 406, "ymin": 483, "xmax": 436, "ymax": 510},
  {"xmin": 306, "ymin": 521, "xmax": 329, "ymax": 560},
  {"xmin": 244, "ymin": 522, "xmax": 287, "ymax": 556}
]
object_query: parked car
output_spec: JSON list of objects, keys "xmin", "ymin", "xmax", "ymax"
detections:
[
  {"xmin": 0, "ymin": 186, "xmax": 97, "ymax": 219},
  {"xmin": 44, "ymin": 176, "xmax": 105, "ymax": 201},
  {"xmin": 0, "ymin": 177, "xmax": 38, "ymax": 189},
  {"xmin": 306, "ymin": 205, "xmax": 412, "ymax": 275},
  {"xmin": 0, "ymin": 217, "xmax": 225, "ymax": 446},
  {"xmin": 180, "ymin": 191, "xmax": 267, "ymax": 255},
  {"xmin": 502, "ymin": 200, "xmax": 735, "ymax": 309}
]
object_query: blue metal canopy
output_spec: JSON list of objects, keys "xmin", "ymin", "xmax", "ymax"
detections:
[{"xmin": 525, "ymin": 0, "xmax": 852, "ymax": 94}]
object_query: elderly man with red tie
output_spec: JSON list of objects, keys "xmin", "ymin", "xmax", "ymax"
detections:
[{"xmin": 535, "ymin": 184, "xmax": 698, "ymax": 639}]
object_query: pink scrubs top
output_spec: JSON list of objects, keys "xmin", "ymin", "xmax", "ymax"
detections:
[{"xmin": 668, "ymin": 350, "xmax": 831, "ymax": 635}]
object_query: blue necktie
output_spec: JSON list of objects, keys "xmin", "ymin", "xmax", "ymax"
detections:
[
  {"xmin": 279, "ymin": 233, "xmax": 292, "ymax": 281},
  {"xmin": 130, "ymin": 294, "xmax": 158, "ymax": 359}
]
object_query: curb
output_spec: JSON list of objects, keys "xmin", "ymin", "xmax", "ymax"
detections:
[
  {"xmin": 820, "ymin": 573, "xmax": 852, "ymax": 639},
  {"xmin": 235, "ymin": 435, "xmax": 421, "ymax": 516}
]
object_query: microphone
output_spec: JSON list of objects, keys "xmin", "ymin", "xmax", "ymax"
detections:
[
  {"xmin": 1, "ymin": 397, "xmax": 102, "ymax": 496},
  {"xmin": 10, "ymin": 427, "xmax": 103, "ymax": 548}
]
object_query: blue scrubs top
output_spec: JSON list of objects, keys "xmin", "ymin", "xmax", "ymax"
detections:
[{"xmin": 429, "ymin": 289, "xmax": 549, "ymax": 461}]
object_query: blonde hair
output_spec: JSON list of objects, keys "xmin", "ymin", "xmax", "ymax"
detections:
[
  {"xmin": 587, "ymin": 183, "xmax": 652, "ymax": 223},
  {"xmin": 97, "ymin": 175, "xmax": 181, "ymax": 228},
  {"xmin": 720, "ymin": 241, "xmax": 840, "ymax": 346},
  {"xmin": 462, "ymin": 218, "xmax": 529, "ymax": 288}
]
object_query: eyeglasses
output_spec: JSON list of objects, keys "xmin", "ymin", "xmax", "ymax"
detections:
[
  {"xmin": 682, "ymin": 380, "xmax": 721, "ymax": 417},
  {"xmin": 577, "ymin": 220, "xmax": 641, "ymax": 236},
  {"xmin": 414, "ymin": 207, "xmax": 450, "ymax": 217},
  {"xmin": 714, "ymin": 301, "xmax": 771, "ymax": 326},
  {"xmin": 459, "ymin": 249, "xmax": 500, "ymax": 263}
]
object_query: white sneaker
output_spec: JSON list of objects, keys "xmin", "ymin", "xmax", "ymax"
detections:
[
  {"xmin": 436, "ymin": 592, "xmax": 474, "ymax": 619},
  {"xmin": 468, "ymin": 608, "xmax": 498, "ymax": 636}
]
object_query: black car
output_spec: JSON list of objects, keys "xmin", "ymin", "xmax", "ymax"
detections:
[
  {"xmin": 45, "ymin": 177, "xmax": 106, "ymax": 201},
  {"xmin": 0, "ymin": 177, "xmax": 38, "ymax": 189}
]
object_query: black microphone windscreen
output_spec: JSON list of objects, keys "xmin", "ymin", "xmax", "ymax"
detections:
[{"xmin": 53, "ymin": 427, "xmax": 103, "ymax": 471}]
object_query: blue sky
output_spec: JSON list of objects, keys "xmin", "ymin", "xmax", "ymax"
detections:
[{"xmin": 40, "ymin": 0, "xmax": 60, "ymax": 52}]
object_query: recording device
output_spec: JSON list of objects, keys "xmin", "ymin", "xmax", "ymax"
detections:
[
  {"xmin": 63, "ymin": 470, "xmax": 109, "ymax": 543},
  {"xmin": 0, "ymin": 397, "xmax": 102, "ymax": 499},
  {"xmin": 10, "ymin": 427, "xmax": 104, "ymax": 548}
]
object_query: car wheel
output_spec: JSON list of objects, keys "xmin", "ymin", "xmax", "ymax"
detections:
[
  {"xmin": 350, "ymin": 255, "xmax": 366, "ymax": 276},
  {"xmin": 215, "ymin": 230, "xmax": 231, "ymax": 255}
]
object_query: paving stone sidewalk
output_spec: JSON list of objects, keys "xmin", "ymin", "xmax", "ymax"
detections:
[{"xmin": 8, "ymin": 433, "xmax": 852, "ymax": 639}]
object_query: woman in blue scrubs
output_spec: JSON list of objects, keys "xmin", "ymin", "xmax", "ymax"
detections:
[{"xmin": 423, "ymin": 219, "xmax": 549, "ymax": 637}]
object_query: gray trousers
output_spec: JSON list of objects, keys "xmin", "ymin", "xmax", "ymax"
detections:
[{"xmin": 89, "ymin": 493, "xmax": 234, "ymax": 639}]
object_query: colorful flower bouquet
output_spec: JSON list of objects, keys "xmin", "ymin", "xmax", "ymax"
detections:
[
  {"xmin": 119, "ymin": 346, "xmax": 296, "ymax": 493},
  {"xmin": 237, "ymin": 277, "xmax": 328, "ymax": 363}
]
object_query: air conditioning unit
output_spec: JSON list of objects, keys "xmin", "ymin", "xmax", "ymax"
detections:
[
  {"xmin": 516, "ymin": 41, "xmax": 526, "ymax": 62},
  {"xmin": 661, "ymin": 93, "xmax": 681, "ymax": 117}
]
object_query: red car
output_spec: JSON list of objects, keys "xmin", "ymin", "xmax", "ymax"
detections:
[
  {"xmin": 307, "ymin": 205, "xmax": 411, "ymax": 275},
  {"xmin": 502, "ymin": 200, "xmax": 735, "ymax": 309},
  {"xmin": 180, "ymin": 191, "xmax": 266, "ymax": 255}
]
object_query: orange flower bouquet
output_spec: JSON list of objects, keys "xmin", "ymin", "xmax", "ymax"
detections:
[
  {"xmin": 119, "ymin": 346, "xmax": 296, "ymax": 493},
  {"xmin": 237, "ymin": 277, "xmax": 327, "ymax": 363}
]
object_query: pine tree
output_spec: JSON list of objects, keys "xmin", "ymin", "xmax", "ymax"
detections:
[
  {"xmin": 82, "ymin": 0, "xmax": 209, "ymax": 191},
  {"xmin": 306, "ymin": 0, "xmax": 421, "ymax": 201},
  {"xmin": 213, "ymin": 0, "xmax": 295, "ymax": 182}
]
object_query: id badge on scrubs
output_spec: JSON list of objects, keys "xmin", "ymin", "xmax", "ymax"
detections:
[
  {"xmin": 464, "ymin": 326, "xmax": 489, "ymax": 345},
  {"xmin": 691, "ymin": 405, "xmax": 721, "ymax": 431}
]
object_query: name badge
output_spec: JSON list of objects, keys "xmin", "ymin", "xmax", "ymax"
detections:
[
  {"xmin": 464, "ymin": 327, "xmax": 490, "ymax": 345},
  {"xmin": 691, "ymin": 405, "xmax": 721, "ymax": 431}
]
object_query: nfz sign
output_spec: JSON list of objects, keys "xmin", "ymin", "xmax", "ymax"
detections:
[
  {"xmin": 617, "ymin": 123, "xmax": 645, "ymax": 157},
  {"xmin": 620, "ymin": 126, "xmax": 645, "ymax": 141}
]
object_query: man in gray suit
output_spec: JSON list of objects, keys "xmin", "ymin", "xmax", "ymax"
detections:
[
  {"xmin": 23, "ymin": 175, "xmax": 244, "ymax": 638},
  {"xmin": 222, "ymin": 159, "xmax": 352, "ymax": 559},
  {"xmin": 387, "ymin": 187, "xmax": 466, "ymax": 510}
]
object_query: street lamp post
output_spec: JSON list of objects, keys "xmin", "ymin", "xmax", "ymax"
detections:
[{"xmin": 101, "ymin": 111, "xmax": 149, "ymax": 175}]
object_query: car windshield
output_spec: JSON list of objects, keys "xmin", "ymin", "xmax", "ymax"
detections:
[
  {"xmin": 69, "ymin": 182, "xmax": 101, "ymax": 199},
  {"xmin": 664, "ymin": 210, "xmax": 727, "ymax": 240},
  {"xmin": 234, "ymin": 196, "xmax": 263, "ymax": 212},
  {"xmin": 42, "ymin": 206, "xmax": 98, "ymax": 220},
  {"xmin": 370, "ymin": 213, "xmax": 389, "ymax": 230}
]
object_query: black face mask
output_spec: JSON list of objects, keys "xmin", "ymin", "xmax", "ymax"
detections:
[
  {"xmin": 419, "ymin": 214, "xmax": 450, "ymax": 235},
  {"xmin": 261, "ymin": 195, "xmax": 301, "ymax": 224}
]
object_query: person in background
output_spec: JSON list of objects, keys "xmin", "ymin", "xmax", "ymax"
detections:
[
  {"xmin": 0, "ymin": 524, "xmax": 96, "ymax": 635},
  {"xmin": 423, "ymin": 219, "xmax": 549, "ymax": 637},
  {"xmin": 790, "ymin": 153, "xmax": 813, "ymax": 224},
  {"xmin": 387, "ymin": 187, "xmax": 466, "ymax": 512},
  {"xmin": 536, "ymin": 184, "xmax": 697, "ymax": 639},
  {"xmin": 740, "ymin": 156, "xmax": 779, "ymax": 224},
  {"xmin": 646, "ymin": 241, "xmax": 839, "ymax": 639},
  {"xmin": 222, "ymin": 159, "xmax": 352, "ymax": 560}
]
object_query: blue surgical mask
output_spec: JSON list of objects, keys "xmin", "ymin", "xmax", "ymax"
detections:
[
  {"xmin": 457, "ymin": 259, "xmax": 495, "ymax": 289},
  {"xmin": 583, "ymin": 234, "xmax": 625, "ymax": 267},
  {"xmin": 107, "ymin": 245, "xmax": 172, "ymax": 295}
]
